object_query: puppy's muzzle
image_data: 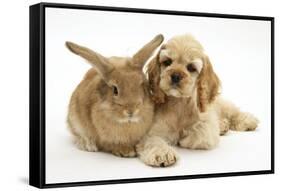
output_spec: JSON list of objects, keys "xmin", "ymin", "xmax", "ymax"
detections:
[{"xmin": 171, "ymin": 73, "xmax": 182, "ymax": 84}]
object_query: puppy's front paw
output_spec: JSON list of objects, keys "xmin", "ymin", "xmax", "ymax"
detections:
[
  {"xmin": 141, "ymin": 145, "xmax": 178, "ymax": 167},
  {"xmin": 232, "ymin": 112, "xmax": 259, "ymax": 131}
]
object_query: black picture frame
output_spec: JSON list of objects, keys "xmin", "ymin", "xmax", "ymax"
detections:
[{"xmin": 29, "ymin": 2, "xmax": 275, "ymax": 189}]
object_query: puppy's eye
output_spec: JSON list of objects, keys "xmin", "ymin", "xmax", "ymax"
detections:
[
  {"xmin": 186, "ymin": 64, "xmax": 197, "ymax": 73},
  {"xmin": 162, "ymin": 59, "xmax": 172, "ymax": 66},
  {"xmin": 112, "ymin": 86, "xmax": 118, "ymax": 96}
]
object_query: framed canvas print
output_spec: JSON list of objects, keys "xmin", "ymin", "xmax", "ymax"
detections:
[{"xmin": 29, "ymin": 2, "xmax": 274, "ymax": 188}]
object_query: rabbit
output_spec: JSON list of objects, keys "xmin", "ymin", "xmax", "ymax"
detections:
[{"xmin": 65, "ymin": 34, "xmax": 164, "ymax": 157}]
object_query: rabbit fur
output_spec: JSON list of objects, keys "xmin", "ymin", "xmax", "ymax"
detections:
[{"xmin": 66, "ymin": 34, "xmax": 164, "ymax": 157}]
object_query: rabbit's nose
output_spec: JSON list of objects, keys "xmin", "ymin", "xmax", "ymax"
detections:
[
  {"xmin": 128, "ymin": 112, "xmax": 133, "ymax": 117},
  {"xmin": 125, "ymin": 110, "xmax": 134, "ymax": 117}
]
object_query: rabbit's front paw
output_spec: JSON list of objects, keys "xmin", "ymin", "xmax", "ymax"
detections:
[
  {"xmin": 141, "ymin": 145, "xmax": 178, "ymax": 167},
  {"xmin": 112, "ymin": 146, "xmax": 136, "ymax": 158},
  {"xmin": 75, "ymin": 138, "xmax": 98, "ymax": 152}
]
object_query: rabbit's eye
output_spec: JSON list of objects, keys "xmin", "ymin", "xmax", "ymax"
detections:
[
  {"xmin": 162, "ymin": 59, "xmax": 172, "ymax": 66},
  {"xmin": 186, "ymin": 64, "xmax": 197, "ymax": 73},
  {"xmin": 112, "ymin": 86, "xmax": 118, "ymax": 96}
]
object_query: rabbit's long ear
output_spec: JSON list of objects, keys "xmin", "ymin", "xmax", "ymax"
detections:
[
  {"xmin": 65, "ymin": 41, "xmax": 114, "ymax": 79},
  {"xmin": 132, "ymin": 34, "xmax": 164, "ymax": 68}
]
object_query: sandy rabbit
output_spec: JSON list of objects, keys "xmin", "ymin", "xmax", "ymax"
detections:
[{"xmin": 66, "ymin": 34, "xmax": 163, "ymax": 157}]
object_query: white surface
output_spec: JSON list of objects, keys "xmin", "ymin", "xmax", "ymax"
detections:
[
  {"xmin": 45, "ymin": 6, "xmax": 271, "ymax": 184},
  {"xmin": 46, "ymin": 131, "xmax": 269, "ymax": 183},
  {"xmin": 0, "ymin": 0, "xmax": 280, "ymax": 191}
]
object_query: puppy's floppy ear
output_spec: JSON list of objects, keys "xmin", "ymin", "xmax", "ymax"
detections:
[
  {"xmin": 197, "ymin": 56, "xmax": 220, "ymax": 112},
  {"xmin": 147, "ymin": 52, "xmax": 166, "ymax": 104},
  {"xmin": 65, "ymin": 41, "xmax": 114, "ymax": 80}
]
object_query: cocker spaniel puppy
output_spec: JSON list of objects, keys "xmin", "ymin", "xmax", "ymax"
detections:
[{"xmin": 136, "ymin": 34, "xmax": 259, "ymax": 167}]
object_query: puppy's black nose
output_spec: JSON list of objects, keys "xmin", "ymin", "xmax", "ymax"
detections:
[{"xmin": 171, "ymin": 73, "xmax": 181, "ymax": 84}]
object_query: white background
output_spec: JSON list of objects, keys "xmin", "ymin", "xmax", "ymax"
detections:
[
  {"xmin": 0, "ymin": 0, "xmax": 280, "ymax": 191},
  {"xmin": 45, "ymin": 6, "xmax": 271, "ymax": 183}
]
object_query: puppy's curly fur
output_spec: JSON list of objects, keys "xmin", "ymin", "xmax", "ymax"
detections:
[{"xmin": 137, "ymin": 34, "xmax": 259, "ymax": 167}]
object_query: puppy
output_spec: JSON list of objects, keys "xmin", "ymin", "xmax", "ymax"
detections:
[{"xmin": 136, "ymin": 34, "xmax": 259, "ymax": 167}]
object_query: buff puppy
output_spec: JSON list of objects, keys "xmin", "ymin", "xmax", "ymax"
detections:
[{"xmin": 137, "ymin": 34, "xmax": 259, "ymax": 167}]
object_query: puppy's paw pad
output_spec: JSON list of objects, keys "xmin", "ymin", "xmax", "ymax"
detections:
[
  {"xmin": 179, "ymin": 135, "xmax": 218, "ymax": 150},
  {"xmin": 143, "ymin": 146, "xmax": 178, "ymax": 167},
  {"xmin": 234, "ymin": 113, "xmax": 259, "ymax": 131}
]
